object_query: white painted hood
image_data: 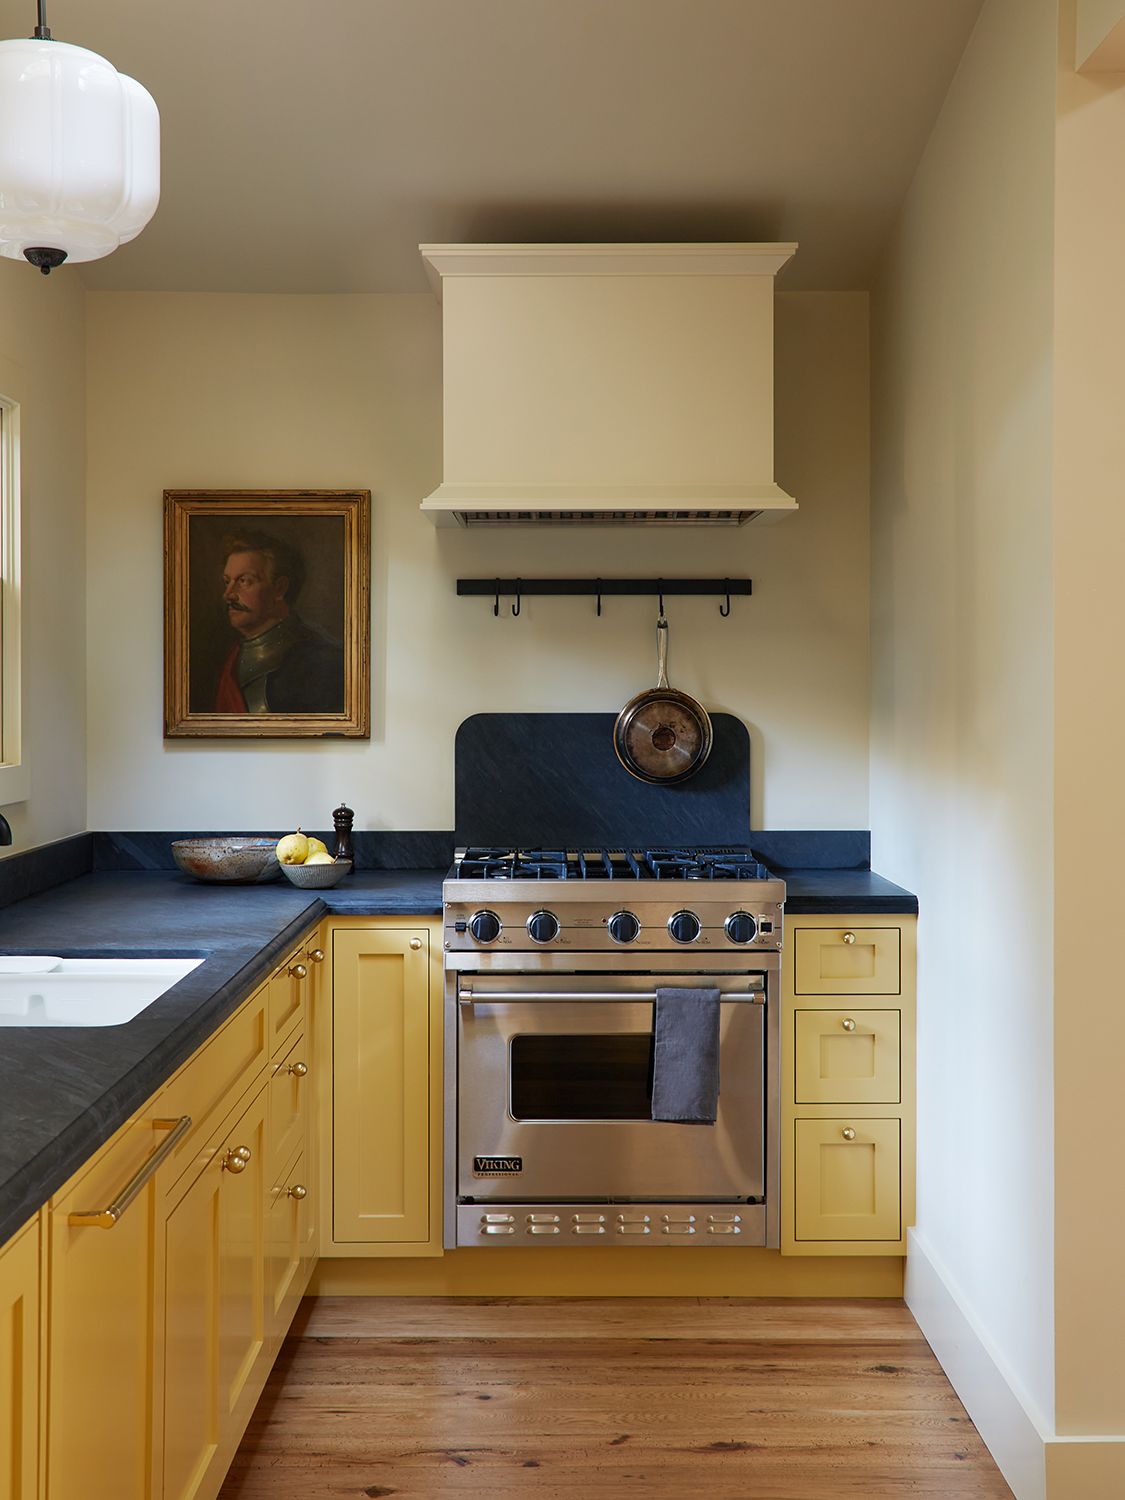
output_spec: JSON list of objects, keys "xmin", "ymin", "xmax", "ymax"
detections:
[{"xmin": 419, "ymin": 242, "xmax": 798, "ymax": 528}]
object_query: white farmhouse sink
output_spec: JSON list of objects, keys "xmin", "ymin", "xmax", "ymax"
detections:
[{"xmin": 0, "ymin": 957, "xmax": 205, "ymax": 1027}]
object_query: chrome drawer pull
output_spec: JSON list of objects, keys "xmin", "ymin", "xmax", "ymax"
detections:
[{"xmin": 68, "ymin": 1116, "xmax": 192, "ymax": 1229}]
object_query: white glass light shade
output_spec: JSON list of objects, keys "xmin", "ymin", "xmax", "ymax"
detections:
[{"xmin": 0, "ymin": 38, "xmax": 159, "ymax": 266}]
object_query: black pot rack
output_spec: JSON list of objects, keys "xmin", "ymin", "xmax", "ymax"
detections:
[{"xmin": 457, "ymin": 577, "xmax": 752, "ymax": 618}]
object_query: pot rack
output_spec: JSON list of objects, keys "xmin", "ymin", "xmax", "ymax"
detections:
[{"xmin": 457, "ymin": 577, "xmax": 752, "ymax": 618}]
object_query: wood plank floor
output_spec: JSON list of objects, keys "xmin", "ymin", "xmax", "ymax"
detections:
[{"xmin": 218, "ymin": 1297, "xmax": 1016, "ymax": 1500}]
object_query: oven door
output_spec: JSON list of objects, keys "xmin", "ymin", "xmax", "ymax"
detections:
[{"xmin": 456, "ymin": 977, "xmax": 765, "ymax": 1203}]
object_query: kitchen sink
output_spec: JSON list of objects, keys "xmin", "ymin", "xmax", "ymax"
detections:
[{"xmin": 0, "ymin": 957, "xmax": 206, "ymax": 1027}]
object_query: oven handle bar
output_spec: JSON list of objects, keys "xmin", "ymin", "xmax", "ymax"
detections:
[{"xmin": 457, "ymin": 987, "xmax": 765, "ymax": 1005}]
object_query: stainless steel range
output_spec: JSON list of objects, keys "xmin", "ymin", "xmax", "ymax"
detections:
[{"xmin": 443, "ymin": 846, "xmax": 785, "ymax": 1248}]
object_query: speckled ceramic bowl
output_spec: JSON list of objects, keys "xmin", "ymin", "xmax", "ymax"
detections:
[
  {"xmin": 171, "ymin": 838, "xmax": 282, "ymax": 884},
  {"xmin": 280, "ymin": 859, "xmax": 353, "ymax": 889}
]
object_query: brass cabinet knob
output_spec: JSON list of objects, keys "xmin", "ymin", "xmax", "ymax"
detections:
[
  {"xmin": 223, "ymin": 1145, "xmax": 252, "ymax": 1173},
  {"xmin": 287, "ymin": 1184, "xmax": 308, "ymax": 1200},
  {"xmin": 287, "ymin": 1061, "xmax": 308, "ymax": 1078},
  {"xmin": 842, "ymin": 1018, "xmax": 856, "ymax": 1031},
  {"xmin": 289, "ymin": 963, "xmax": 307, "ymax": 979},
  {"xmin": 841, "ymin": 1128, "xmax": 856, "ymax": 1141},
  {"xmin": 409, "ymin": 938, "xmax": 423, "ymax": 951},
  {"xmin": 842, "ymin": 931, "xmax": 856, "ymax": 945},
  {"xmin": 307, "ymin": 949, "xmax": 325, "ymax": 963}
]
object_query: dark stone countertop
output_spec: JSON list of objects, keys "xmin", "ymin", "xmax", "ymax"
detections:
[
  {"xmin": 779, "ymin": 868, "xmax": 918, "ymax": 915},
  {"xmin": 0, "ymin": 859, "xmax": 912, "ymax": 1249},
  {"xmin": 0, "ymin": 869, "xmax": 445, "ymax": 1247}
]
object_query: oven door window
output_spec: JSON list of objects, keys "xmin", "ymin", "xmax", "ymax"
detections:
[{"xmin": 509, "ymin": 1032, "xmax": 655, "ymax": 1120}]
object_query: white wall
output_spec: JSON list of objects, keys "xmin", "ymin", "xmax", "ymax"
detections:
[
  {"xmin": 0, "ymin": 260, "xmax": 87, "ymax": 852},
  {"xmin": 870, "ymin": 0, "xmax": 1057, "ymax": 1446},
  {"xmin": 86, "ymin": 288, "xmax": 870, "ymax": 834}
]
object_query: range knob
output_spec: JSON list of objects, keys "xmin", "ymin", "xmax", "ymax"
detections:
[
  {"xmin": 668, "ymin": 910, "xmax": 702, "ymax": 944},
  {"xmin": 469, "ymin": 910, "xmax": 502, "ymax": 944},
  {"xmin": 526, "ymin": 909, "xmax": 560, "ymax": 943},
  {"xmin": 724, "ymin": 911, "xmax": 758, "ymax": 945},
  {"xmin": 608, "ymin": 910, "xmax": 641, "ymax": 944}
]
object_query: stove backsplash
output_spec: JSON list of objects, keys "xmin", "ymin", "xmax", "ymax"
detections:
[{"xmin": 455, "ymin": 712, "xmax": 751, "ymax": 850}]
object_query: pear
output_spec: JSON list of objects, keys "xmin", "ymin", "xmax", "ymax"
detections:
[
  {"xmin": 276, "ymin": 831, "xmax": 309, "ymax": 865},
  {"xmin": 305, "ymin": 852, "xmax": 335, "ymax": 865},
  {"xmin": 305, "ymin": 837, "xmax": 328, "ymax": 858}
]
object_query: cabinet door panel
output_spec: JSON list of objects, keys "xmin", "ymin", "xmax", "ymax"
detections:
[
  {"xmin": 48, "ymin": 1114, "xmax": 163, "ymax": 1500},
  {"xmin": 163, "ymin": 1083, "xmax": 268, "ymax": 1500},
  {"xmin": 794, "ymin": 1009, "xmax": 900, "ymax": 1104},
  {"xmin": 794, "ymin": 1118, "xmax": 900, "ymax": 1241},
  {"xmin": 793, "ymin": 927, "xmax": 900, "ymax": 995},
  {"xmin": 0, "ymin": 1219, "xmax": 38, "ymax": 1500},
  {"xmin": 332, "ymin": 929, "xmax": 430, "ymax": 1243}
]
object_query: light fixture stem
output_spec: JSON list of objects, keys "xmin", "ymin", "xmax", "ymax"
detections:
[{"xmin": 33, "ymin": 0, "xmax": 51, "ymax": 40}]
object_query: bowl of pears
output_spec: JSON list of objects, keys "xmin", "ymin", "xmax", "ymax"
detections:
[{"xmin": 276, "ymin": 831, "xmax": 353, "ymax": 889}]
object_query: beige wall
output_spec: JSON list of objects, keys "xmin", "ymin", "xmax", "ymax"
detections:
[
  {"xmin": 870, "ymin": 0, "xmax": 1057, "ymax": 1451},
  {"xmin": 85, "ymin": 288, "xmax": 870, "ymax": 834},
  {"xmin": 0, "ymin": 260, "xmax": 87, "ymax": 851},
  {"xmin": 1053, "ymin": 0, "xmax": 1125, "ymax": 1438}
]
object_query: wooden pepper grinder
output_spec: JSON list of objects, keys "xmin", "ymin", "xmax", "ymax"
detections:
[{"xmin": 332, "ymin": 802, "xmax": 355, "ymax": 864}]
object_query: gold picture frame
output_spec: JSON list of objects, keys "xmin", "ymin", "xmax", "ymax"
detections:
[{"xmin": 164, "ymin": 489, "xmax": 370, "ymax": 738}]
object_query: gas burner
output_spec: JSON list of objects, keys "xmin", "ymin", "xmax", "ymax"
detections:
[
  {"xmin": 455, "ymin": 847, "xmax": 571, "ymax": 880},
  {"xmin": 644, "ymin": 848, "xmax": 772, "ymax": 881}
]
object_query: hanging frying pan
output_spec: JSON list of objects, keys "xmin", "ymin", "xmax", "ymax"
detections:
[{"xmin": 614, "ymin": 615, "xmax": 713, "ymax": 785}]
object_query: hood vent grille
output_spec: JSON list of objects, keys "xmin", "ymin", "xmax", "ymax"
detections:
[{"xmin": 458, "ymin": 509, "xmax": 759, "ymax": 528}]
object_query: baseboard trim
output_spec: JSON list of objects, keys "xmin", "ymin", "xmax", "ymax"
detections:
[{"xmin": 906, "ymin": 1229, "xmax": 1125, "ymax": 1500}]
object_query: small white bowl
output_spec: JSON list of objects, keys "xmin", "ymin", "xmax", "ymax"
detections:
[{"xmin": 280, "ymin": 860, "xmax": 353, "ymax": 889}]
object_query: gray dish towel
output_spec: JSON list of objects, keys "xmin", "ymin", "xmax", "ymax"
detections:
[{"xmin": 651, "ymin": 987, "xmax": 721, "ymax": 1124}]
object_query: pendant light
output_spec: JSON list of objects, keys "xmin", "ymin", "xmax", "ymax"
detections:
[{"xmin": 0, "ymin": 0, "xmax": 159, "ymax": 274}]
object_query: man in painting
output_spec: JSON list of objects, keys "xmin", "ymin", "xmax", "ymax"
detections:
[{"xmin": 214, "ymin": 530, "xmax": 345, "ymax": 713}]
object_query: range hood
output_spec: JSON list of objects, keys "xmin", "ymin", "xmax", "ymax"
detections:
[{"xmin": 419, "ymin": 242, "xmax": 798, "ymax": 529}]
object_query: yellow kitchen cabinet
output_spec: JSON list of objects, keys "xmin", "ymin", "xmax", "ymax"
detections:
[
  {"xmin": 794, "ymin": 1008, "xmax": 901, "ymax": 1104},
  {"xmin": 793, "ymin": 1117, "xmax": 901, "ymax": 1242},
  {"xmin": 163, "ymin": 1080, "xmax": 269, "ymax": 1500},
  {"xmin": 321, "ymin": 918, "xmax": 443, "ymax": 1256},
  {"xmin": 793, "ymin": 925, "xmax": 901, "ymax": 995},
  {"xmin": 0, "ymin": 1215, "xmax": 39, "ymax": 1500},
  {"xmin": 46, "ymin": 1108, "xmax": 179, "ymax": 1500},
  {"xmin": 781, "ymin": 914, "xmax": 915, "ymax": 1256}
]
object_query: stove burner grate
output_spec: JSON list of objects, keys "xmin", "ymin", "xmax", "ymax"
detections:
[{"xmin": 453, "ymin": 846, "xmax": 772, "ymax": 882}]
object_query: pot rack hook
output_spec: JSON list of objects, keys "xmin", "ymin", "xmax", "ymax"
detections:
[
  {"xmin": 658, "ymin": 579, "xmax": 665, "ymax": 619},
  {"xmin": 596, "ymin": 578, "xmax": 602, "ymax": 617},
  {"xmin": 719, "ymin": 580, "xmax": 731, "ymax": 617},
  {"xmin": 512, "ymin": 579, "xmax": 521, "ymax": 617},
  {"xmin": 493, "ymin": 579, "xmax": 500, "ymax": 617}
]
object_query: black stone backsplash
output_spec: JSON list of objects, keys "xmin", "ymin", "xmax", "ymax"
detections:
[
  {"xmin": 0, "ymin": 834, "xmax": 93, "ymax": 910},
  {"xmin": 92, "ymin": 830, "xmax": 456, "ymax": 872}
]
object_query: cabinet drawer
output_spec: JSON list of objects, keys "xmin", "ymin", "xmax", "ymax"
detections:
[
  {"xmin": 267, "ymin": 1149, "xmax": 311, "ymax": 1337},
  {"xmin": 269, "ymin": 1030, "xmax": 309, "ymax": 1181},
  {"xmin": 160, "ymin": 985, "xmax": 269, "ymax": 1191},
  {"xmin": 794, "ymin": 1118, "xmax": 900, "ymax": 1241},
  {"xmin": 794, "ymin": 1009, "xmax": 900, "ymax": 1104},
  {"xmin": 793, "ymin": 927, "xmax": 901, "ymax": 995},
  {"xmin": 269, "ymin": 948, "xmax": 309, "ymax": 1053}
]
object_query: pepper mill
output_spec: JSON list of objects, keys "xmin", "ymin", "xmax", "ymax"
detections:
[{"xmin": 332, "ymin": 801, "xmax": 355, "ymax": 864}]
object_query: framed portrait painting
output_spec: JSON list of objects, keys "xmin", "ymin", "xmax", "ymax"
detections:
[{"xmin": 164, "ymin": 490, "xmax": 370, "ymax": 738}]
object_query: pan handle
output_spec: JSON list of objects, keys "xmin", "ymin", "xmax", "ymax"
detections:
[{"xmin": 656, "ymin": 615, "xmax": 669, "ymax": 689}]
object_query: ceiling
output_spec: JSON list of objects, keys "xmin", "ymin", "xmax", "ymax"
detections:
[{"xmin": 0, "ymin": 0, "xmax": 984, "ymax": 294}]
